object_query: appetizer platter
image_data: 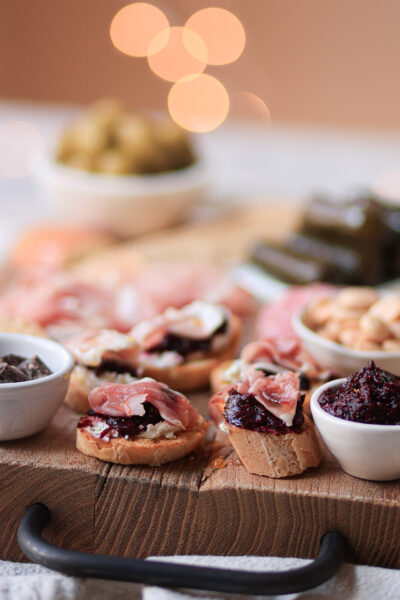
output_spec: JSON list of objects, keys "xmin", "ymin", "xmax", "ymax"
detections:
[{"xmin": 0, "ymin": 202, "xmax": 398, "ymax": 575}]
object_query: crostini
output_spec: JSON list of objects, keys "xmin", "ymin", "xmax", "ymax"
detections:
[
  {"xmin": 130, "ymin": 301, "xmax": 241, "ymax": 391},
  {"xmin": 209, "ymin": 367, "xmax": 321, "ymax": 478},
  {"xmin": 64, "ymin": 329, "xmax": 139, "ymax": 413},
  {"xmin": 210, "ymin": 336, "xmax": 335, "ymax": 415},
  {"xmin": 76, "ymin": 378, "xmax": 208, "ymax": 465}
]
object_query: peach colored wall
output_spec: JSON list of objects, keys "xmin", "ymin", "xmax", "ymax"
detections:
[{"xmin": 1, "ymin": 0, "xmax": 400, "ymax": 130}]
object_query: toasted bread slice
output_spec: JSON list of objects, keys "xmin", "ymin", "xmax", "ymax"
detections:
[
  {"xmin": 65, "ymin": 366, "xmax": 137, "ymax": 413},
  {"xmin": 226, "ymin": 416, "xmax": 321, "ymax": 478},
  {"xmin": 210, "ymin": 360, "xmax": 236, "ymax": 392},
  {"xmin": 65, "ymin": 382, "xmax": 90, "ymax": 414},
  {"xmin": 140, "ymin": 315, "xmax": 242, "ymax": 391},
  {"xmin": 76, "ymin": 418, "xmax": 208, "ymax": 466},
  {"xmin": 210, "ymin": 360, "xmax": 315, "ymax": 416}
]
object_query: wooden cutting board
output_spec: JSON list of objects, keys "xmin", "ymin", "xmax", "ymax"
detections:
[
  {"xmin": 0, "ymin": 395, "xmax": 399, "ymax": 568},
  {"xmin": 0, "ymin": 202, "xmax": 398, "ymax": 568},
  {"xmin": 72, "ymin": 203, "xmax": 300, "ymax": 277}
]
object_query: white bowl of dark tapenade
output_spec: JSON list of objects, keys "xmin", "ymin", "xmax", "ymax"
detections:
[
  {"xmin": 311, "ymin": 360, "xmax": 400, "ymax": 481},
  {"xmin": 0, "ymin": 333, "xmax": 74, "ymax": 440}
]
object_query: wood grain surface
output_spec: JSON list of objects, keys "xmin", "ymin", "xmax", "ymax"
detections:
[{"xmin": 0, "ymin": 396, "xmax": 398, "ymax": 568}]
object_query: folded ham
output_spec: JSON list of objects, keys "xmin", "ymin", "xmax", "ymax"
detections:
[
  {"xmin": 240, "ymin": 337, "xmax": 320, "ymax": 378},
  {"xmin": 65, "ymin": 329, "xmax": 137, "ymax": 367},
  {"xmin": 256, "ymin": 284, "xmax": 334, "ymax": 339},
  {"xmin": 88, "ymin": 378, "xmax": 200, "ymax": 430},
  {"xmin": 0, "ymin": 263, "xmax": 254, "ymax": 338},
  {"xmin": 0, "ymin": 274, "xmax": 121, "ymax": 332},
  {"xmin": 131, "ymin": 301, "xmax": 228, "ymax": 351},
  {"xmin": 235, "ymin": 369, "xmax": 300, "ymax": 427}
]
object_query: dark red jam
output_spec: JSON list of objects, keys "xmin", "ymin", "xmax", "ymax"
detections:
[
  {"xmin": 0, "ymin": 354, "xmax": 52, "ymax": 383},
  {"xmin": 318, "ymin": 361, "xmax": 400, "ymax": 425},
  {"xmin": 92, "ymin": 359, "xmax": 137, "ymax": 377},
  {"xmin": 223, "ymin": 390, "xmax": 305, "ymax": 435},
  {"xmin": 146, "ymin": 320, "xmax": 228, "ymax": 357},
  {"xmin": 78, "ymin": 401, "xmax": 162, "ymax": 439}
]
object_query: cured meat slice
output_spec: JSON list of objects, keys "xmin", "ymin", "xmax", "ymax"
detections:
[
  {"xmin": 241, "ymin": 337, "xmax": 318, "ymax": 374},
  {"xmin": 0, "ymin": 275, "xmax": 118, "ymax": 330},
  {"xmin": 89, "ymin": 378, "xmax": 199, "ymax": 430},
  {"xmin": 0, "ymin": 262, "xmax": 254, "ymax": 335},
  {"xmin": 65, "ymin": 329, "xmax": 137, "ymax": 367},
  {"xmin": 256, "ymin": 284, "xmax": 334, "ymax": 339},
  {"xmin": 122, "ymin": 263, "xmax": 254, "ymax": 316},
  {"xmin": 131, "ymin": 301, "xmax": 229, "ymax": 351},
  {"xmin": 235, "ymin": 370, "xmax": 300, "ymax": 427}
]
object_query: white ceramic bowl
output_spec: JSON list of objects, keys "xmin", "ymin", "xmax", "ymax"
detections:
[
  {"xmin": 36, "ymin": 155, "xmax": 210, "ymax": 237},
  {"xmin": 0, "ymin": 333, "xmax": 74, "ymax": 441},
  {"xmin": 292, "ymin": 308, "xmax": 400, "ymax": 376},
  {"xmin": 311, "ymin": 379, "xmax": 400, "ymax": 481}
]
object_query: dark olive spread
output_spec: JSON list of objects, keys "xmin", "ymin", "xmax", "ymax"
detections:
[
  {"xmin": 0, "ymin": 354, "xmax": 52, "ymax": 383},
  {"xmin": 146, "ymin": 320, "xmax": 228, "ymax": 357},
  {"xmin": 223, "ymin": 390, "xmax": 305, "ymax": 435},
  {"xmin": 78, "ymin": 402, "xmax": 162, "ymax": 439},
  {"xmin": 318, "ymin": 361, "xmax": 400, "ymax": 425}
]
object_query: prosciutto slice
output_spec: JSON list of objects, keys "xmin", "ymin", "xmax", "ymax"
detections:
[
  {"xmin": 256, "ymin": 284, "xmax": 334, "ymax": 339},
  {"xmin": 131, "ymin": 301, "xmax": 229, "ymax": 351},
  {"xmin": 241, "ymin": 337, "xmax": 319, "ymax": 375},
  {"xmin": 88, "ymin": 378, "xmax": 199, "ymax": 430},
  {"xmin": 0, "ymin": 274, "xmax": 120, "ymax": 331},
  {"xmin": 0, "ymin": 261, "xmax": 254, "ymax": 337},
  {"xmin": 64, "ymin": 329, "xmax": 137, "ymax": 367},
  {"xmin": 115, "ymin": 263, "xmax": 255, "ymax": 321},
  {"xmin": 235, "ymin": 370, "xmax": 300, "ymax": 427}
]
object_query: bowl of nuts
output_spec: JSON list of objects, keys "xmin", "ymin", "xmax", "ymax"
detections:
[{"xmin": 293, "ymin": 287, "xmax": 400, "ymax": 376}]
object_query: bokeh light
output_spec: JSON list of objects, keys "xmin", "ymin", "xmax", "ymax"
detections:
[
  {"xmin": 110, "ymin": 3, "xmax": 169, "ymax": 57},
  {"xmin": 168, "ymin": 74, "xmax": 230, "ymax": 133},
  {"xmin": 0, "ymin": 121, "xmax": 44, "ymax": 179},
  {"xmin": 148, "ymin": 26, "xmax": 207, "ymax": 82},
  {"xmin": 230, "ymin": 91, "xmax": 271, "ymax": 123},
  {"xmin": 373, "ymin": 170, "xmax": 400, "ymax": 203},
  {"xmin": 185, "ymin": 8, "xmax": 245, "ymax": 66}
]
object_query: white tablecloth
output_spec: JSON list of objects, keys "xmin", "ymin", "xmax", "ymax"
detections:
[{"xmin": 0, "ymin": 555, "xmax": 398, "ymax": 600}]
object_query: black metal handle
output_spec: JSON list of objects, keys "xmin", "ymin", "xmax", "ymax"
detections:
[{"xmin": 18, "ymin": 503, "xmax": 347, "ymax": 596}]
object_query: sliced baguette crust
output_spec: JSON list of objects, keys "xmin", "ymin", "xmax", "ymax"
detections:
[
  {"xmin": 65, "ymin": 366, "xmax": 138, "ymax": 414},
  {"xmin": 227, "ymin": 416, "xmax": 321, "ymax": 478},
  {"xmin": 210, "ymin": 360, "xmax": 236, "ymax": 392},
  {"xmin": 76, "ymin": 419, "xmax": 208, "ymax": 466},
  {"xmin": 65, "ymin": 374, "xmax": 92, "ymax": 414},
  {"xmin": 140, "ymin": 315, "xmax": 242, "ymax": 391}
]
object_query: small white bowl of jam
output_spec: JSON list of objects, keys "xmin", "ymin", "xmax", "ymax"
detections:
[
  {"xmin": 0, "ymin": 333, "xmax": 74, "ymax": 440},
  {"xmin": 311, "ymin": 361, "xmax": 400, "ymax": 481}
]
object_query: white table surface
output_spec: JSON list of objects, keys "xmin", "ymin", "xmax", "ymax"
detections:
[{"xmin": 1, "ymin": 100, "xmax": 400, "ymax": 259}]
